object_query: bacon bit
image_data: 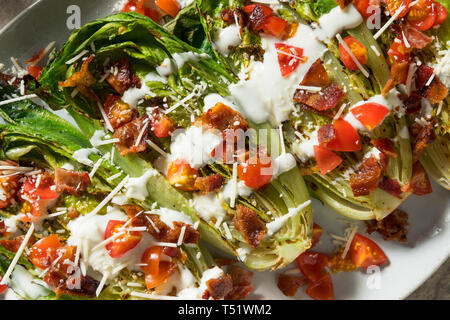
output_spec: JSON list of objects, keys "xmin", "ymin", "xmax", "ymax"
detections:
[
  {"xmin": 55, "ymin": 275, "xmax": 99, "ymax": 298},
  {"xmin": 311, "ymin": 223, "xmax": 323, "ymax": 248},
  {"xmin": 0, "ymin": 235, "xmax": 29, "ymax": 253},
  {"xmin": 0, "ymin": 73, "xmax": 22, "ymax": 87},
  {"xmin": 350, "ymin": 156, "xmax": 383, "ymax": 196},
  {"xmin": 145, "ymin": 214, "xmax": 200, "ymax": 244},
  {"xmin": 411, "ymin": 161, "xmax": 432, "ymax": 195},
  {"xmin": 294, "ymin": 84, "xmax": 344, "ymax": 111},
  {"xmin": 378, "ymin": 177, "xmax": 403, "ymax": 198},
  {"xmin": 318, "ymin": 124, "xmax": 336, "ymax": 145},
  {"xmin": 248, "ymin": 4, "xmax": 267, "ymax": 31},
  {"xmin": 415, "ymin": 65, "xmax": 434, "ymax": 90},
  {"xmin": 379, "ymin": 153, "xmax": 390, "ymax": 172},
  {"xmin": 55, "ymin": 168, "xmax": 91, "ymax": 196},
  {"xmin": 67, "ymin": 207, "xmax": 80, "ymax": 219},
  {"xmin": 59, "ymin": 56, "xmax": 97, "ymax": 101},
  {"xmin": 371, "ymin": 138, "xmax": 398, "ymax": 158},
  {"xmin": 194, "ymin": 174, "xmax": 224, "ymax": 195},
  {"xmin": 336, "ymin": 0, "xmax": 352, "ymax": 9},
  {"xmin": 300, "ymin": 59, "xmax": 331, "ymax": 87},
  {"xmin": 201, "ymin": 103, "xmax": 248, "ymax": 133},
  {"xmin": 424, "ymin": 76, "xmax": 448, "ymax": 104},
  {"xmin": 232, "ymin": 205, "xmax": 267, "ymax": 249},
  {"xmin": 113, "ymin": 116, "xmax": 149, "ymax": 156},
  {"xmin": 382, "ymin": 62, "xmax": 409, "ymax": 96},
  {"xmin": 277, "ymin": 274, "xmax": 308, "ymax": 296},
  {"xmin": 221, "ymin": 8, "xmax": 247, "ymax": 27},
  {"xmin": 215, "ymin": 258, "xmax": 237, "ymax": 266},
  {"xmin": 401, "ymin": 25, "xmax": 433, "ymax": 49},
  {"xmin": 0, "ymin": 161, "xmax": 22, "ymax": 209},
  {"xmin": 412, "ymin": 123, "xmax": 436, "ymax": 162},
  {"xmin": 25, "ymin": 48, "xmax": 45, "ymax": 65},
  {"xmin": 225, "ymin": 266, "xmax": 254, "ymax": 300},
  {"xmin": 0, "ymin": 221, "xmax": 7, "ymax": 237},
  {"xmin": 204, "ymin": 275, "xmax": 233, "ymax": 300},
  {"xmin": 408, "ymin": 121, "xmax": 423, "ymax": 138},
  {"xmin": 328, "ymin": 247, "xmax": 357, "ymax": 273},
  {"xmin": 366, "ymin": 209, "xmax": 409, "ymax": 242},
  {"xmin": 402, "ymin": 91, "xmax": 423, "ymax": 114},
  {"xmin": 103, "ymin": 94, "xmax": 138, "ymax": 130},
  {"xmin": 106, "ymin": 58, "xmax": 141, "ymax": 95}
]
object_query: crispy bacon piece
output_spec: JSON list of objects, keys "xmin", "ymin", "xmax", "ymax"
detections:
[
  {"xmin": 145, "ymin": 214, "xmax": 200, "ymax": 244},
  {"xmin": 113, "ymin": 116, "xmax": 149, "ymax": 156},
  {"xmin": 300, "ymin": 59, "xmax": 330, "ymax": 87},
  {"xmin": 248, "ymin": 4, "xmax": 266, "ymax": 31},
  {"xmin": 221, "ymin": 8, "xmax": 247, "ymax": 26},
  {"xmin": 103, "ymin": 94, "xmax": 138, "ymax": 130},
  {"xmin": 225, "ymin": 266, "xmax": 254, "ymax": 300},
  {"xmin": 201, "ymin": 102, "xmax": 248, "ymax": 132},
  {"xmin": 350, "ymin": 156, "xmax": 383, "ymax": 196},
  {"xmin": 415, "ymin": 65, "xmax": 434, "ymax": 90},
  {"xmin": 336, "ymin": 0, "xmax": 352, "ymax": 9},
  {"xmin": 424, "ymin": 76, "xmax": 448, "ymax": 104},
  {"xmin": 0, "ymin": 235, "xmax": 27, "ymax": 252},
  {"xmin": 411, "ymin": 162, "xmax": 432, "ymax": 195},
  {"xmin": 382, "ymin": 62, "xmax": 409, "ymax": 96},
  {"xmin": 294, "ymin": 83, "xmax": 344, "ymax": 111},
  {"xmin": 106, "ymin": 58, "xmax": 141, "ymax": 95},
  {"xmin": 232, "ymin": 205, "xmax": 267, "ymax": 249},
  {"xmin": 402, "ymin": 25, "xmax": 433, "ymax": 49},
  {"xmin": 59, "ymin": 56, "xmax": 97, "ymax": 101},
  {"xmin": 412, "ymin": 123, "xmax": 436, "ymax": 162},
  {"xmin": 371, "ymin": 138, "xmax": 398, "ymax": 158},
  {"xmin": 378, "ymin": 177, "xmax": 403, "ymax": 198},
  {"xmin": 327, "ymin": 247, "xmax": 357, "ymax": 273},
  {"xmin": 0, "ymin": 221, "xmax": 7, "ymax": 237},
  {"xmin": 402, "ymin": 91, "xmax": 423, "ymax": 114},
  {"xmin": 25, "ymin": 48, "xmax": 45, "ymax": 65},
  {"xmin": 54, "ymin": 168, "xmax": 91, "ymax": 196},
  {"xmin": 366, "ymin": 209, "xmax": 409, "ymax": 242},
  {"xmin": 194, "ymin": 174, "xmax": 224, "ymax": 195},
  {"xmin": 318, "ymin": 124, "xmax": 335, "ymax": 145},
  {"xmin": 0, "ymin": 161, "xmax": 22, "ymax": 209},
  {"xmin": 56, "ymin": 275, "xmax": 99, "ymax": 298},
  {"xmin": 203, "ymin": 275, "xmax": 233, "ymax": 300},
  {"xmin": 277, "ymin": 274, "xmax": 308, "ymax": 297}
]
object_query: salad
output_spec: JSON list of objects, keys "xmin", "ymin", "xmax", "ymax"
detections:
[{"xmin": 0, "ymin": 0, "xmax": 448, "ymax": 300}]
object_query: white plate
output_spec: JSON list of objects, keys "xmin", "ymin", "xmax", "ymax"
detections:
[{"xmin": 1, "ymin": 0, "xmax": 449, "ymax": 300}]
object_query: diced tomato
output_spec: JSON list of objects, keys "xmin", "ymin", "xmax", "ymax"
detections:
[
  {"xmin": 121, "ymin": 1, "xmax": 160, "ymax": 21},
  {"xmin": 20, "ymin": 176, "xmax": 59, "ymax": 217},
  {"xmin": 243, "ymin": 4, "xmax": 273, "ymax": 16},
  {"xmin": 261, "ymin": 16, "xmax": 288, "ymax": 38},
  {"xmin": 237, "ymin": 154, "xmax": 273, "ymax": 189},
  {"xmin": 29, "ymin": 234, "xmax": 62, "ymax": 270},
  {"xmin": 305, "ymin": 273, "xmax": 334, "ymax": 300},
  {"xmin": 311, "ymin": 223, "xmax": 323, "ymax": 248},
  {"xmin": 388, "ymin": 38, "xmax": 411, "ymax": 63},
  {"xmin": 407, "ymin": 0, "xmax": 436, "ymax": 30},
  {"xmin": 385, "ymin": 0, "xmax": 411, "ymax": 18},
  {"xmin": 325, "ymin": 119, "xmax": 362, "ymax": 152},
  {"xmin": 350, "ymin": 102, "xmax": 390, "ymax": 131},
  {"xmin": 150, "ymin": 114, "xmax": 175, "ymax": 138},
  {"xmin": 104, "ymin": 220, "xmax": 142, "ymax": 258},
  {"xmin": 349, "ymin": 233, "xmax": 387, "ymax": 269},
  {"xmin": 155, "ymin": 0, "xmax": 180, "ymax": 18},
  {"xmin": 296, "ymin": 252, "xmax": 329, "ymax": 283},
  {"xmin": 167, "ymin": 159, "xmax": 199, "ymax": 191},
  {"xmin": 275, "ymin": 43, "xmax": 305, "ymax": 77},
  {"xmin": 433, "ymin": 1, "xmax": 448, "ymax": 26},
  {"xmin": 0, "ymin": 282, "xmax": 7, "ymax": 294},
  {"xmin": 313, "ymin": 145, "xmax": 343, "ymax": 175},
  {"xmin": 339, "ymin": 36, "xmax": 368, "ymax": 71},
  {"xmin": 354, "ymin": 0, "xmax": 380, "ymax": 19},
  {"xmin": 141, "ymin": 246, "xmax": 176, "ymax": 289},
  {"xmin": 27, "ymin": 65, "xmax": 43, "ymax": 81}
]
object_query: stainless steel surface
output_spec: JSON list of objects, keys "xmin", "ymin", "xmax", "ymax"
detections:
[{"xmin": 0, "ymin": 0, "xmax": 448, "ymax": 300}]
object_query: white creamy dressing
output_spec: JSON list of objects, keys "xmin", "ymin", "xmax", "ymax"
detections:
[
  {"xmin": 72, "ymin": 148, "xmax": 98, "ymax": 167},
  {"xmin": 192, "ymin": 192, "xmax": 227, "ymax": 222},
  {"xmin": 67, "ymin": 206, "xmax": 154, "ymax": 280},
  {"xmin": 90, "ymin": 130, "xmax": 107, "ymax": 147},
  {"xmin": 122, "ymin": 72, "xmax": 167, "ymax": 108},
  {"xmin": 222, "ymin": 180, "xmax": 253, "ymax": 201},
  {"xmin": 272, "ymin": 153, "xmax": 297, "ymax": 178},
  {"xmin": 433, "ymin": 45, "xmax": 450, "ymax": 88},
  {"xmin": 169, "ymin": 125, "xmax": 223, "ymax": 169},
  {"xmin": 124, "ymin": 169, "xmax": 158, "ymax": 201},
  {"xmin": 152, "ymin": 207, "xmax": 193, "ymax": 228},
  {"xmin": 203, "ymin": 93, "xmax": 240, "ymax": 112},
  {"xmin": 315, "ymin": 4, "xmax": 363, "ymax": 40},
  {"xmin": 292, "ymin": 128, "xmax": 319, "ymax": 162},
  {"xmin": 214, "ymin": 25, "xmax": 242, "ymax": 56},
  {"xmin": 156, "ymin": 52, "xmax": 210, "ymax": 77},
  {"xmin": 265, "ymin": 200, "xmax": 311, "ymax": 237},
  {"xmin": 177, "ymin": 266, "xmax": 226, "ymax": 299},
  {"xmin": 177, "ymin": 0, "xmax": 194, "ymax": 9},
  {"xmin": 229, "ymin": 24, "xmax": 327, "ymax": 126},
  {"xmin": 364, "ymin": 147, "xmax": 381, "ymax": 160}
]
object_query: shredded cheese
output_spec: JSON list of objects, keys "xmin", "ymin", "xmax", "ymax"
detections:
[
  {"xmin": 66, "ymin": 50, "xmax": 89, "ymax": 65},
  {"xmin": 87, "ymin": 176, "xmax": 129, "ymax": 217},
  {"xmin": 97, "ymin": 101, "xmax": 114, "ymax": 132},
  {"xmin": 0, "ymin": 94, "xmax": 38, "ymax": 106},
  {"xmin": 146, "ymin": 139, "xmax": 167, "ymax": 157},
  {"xmin": 230, "ymin": 162, "xmax": 238, "ymax": 208},
  {"xmin": 296, "ymin": 85, "xmax": 322, "ymax": 92},
  {"xmin": 374, "ymin": 5, "xmax": 406, "ymax": 39},
  {"xmin": 177, "ymin": 225, "xmax": 187, "ymax": 246}
]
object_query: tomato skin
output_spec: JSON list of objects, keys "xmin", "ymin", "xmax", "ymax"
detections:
[
  {"xmin": 275, "ymin": 43, "xmax": 304, "ymax": 77},
  {"xmin": 155, "ymin": 0, "xmax": 180, "ymax": 18},
  {"xmin": 313, "ymin": 145, "xmax": 343, "ymax": 175},
  {"xmin": 20, "ymin": 176, "xmax": 59, "ymax": 218},
  {"xmin": 121, "ymin": 1, "xmax": 160, "ymax": 21},
  {"xmin": 326, "ymin": 119, "xmax": 362, "ymax": 152},
  {"xmin": 237, "ymin": 154, "xmax": 273, "ymax": 189},
  {"xmin": 385, "ymin": 0, "xmax": 412, "ymax": 18},
  {"xmin": 305, "ymin": 273, "xmax": 334, "ymax": 300},
  {"xmin": 388, "ymin": 38, "xmax": 411, "ymax": 63},
  {"xmin": 339, "ymin": 36, "xmax": 368, "ymax": 71},
  {"xmin": 349, "ymin": 234, "xmax": 387, "ymax": 269},
  {"xmin": 141, "ymin": 246, "xmax": 176, "ymax": 289},
  {"xmin": 29, "ymin": 234, "xmax": 62, "ymax": 270},
  {"xmin": 151, "ymin": 114, "xmax": 175, "ymax": 138},
  {"xmin": 104, "ymin": 220, "xmax": 142, "ymax": 258},
  {"xmin": 311, "ymin": 223, "xmax": 323, "ymax": 248},
  {"xmin": 350, "ymin": 102, "xmax": 390, "ymax": 131},
  {"xmin": 243, "ymin": 4, "xmax": 273, "ymax": 16},
  {"xmin": 27, "ymin": 65, "xmax": 43, "ymax": 80},
  {"xmin": 0, "ymin": 282, "xmax": 7, "ymax": 294},
  {"xmin": 433, "ymin": 2, "xmax": 448, "ymax": 26},
  {"xmin": 354, "ymin": 0, "xmax": 380, "ymax": 19},
  {"xmin": 167, "ymin": 159, "xmax": 199, "ymax": 191},
  {"xmin": 407, "ymin": 0, "xmax": 436, "ymax": 30},
  {"xmin": 296, "ymin": 251, "xmax": 329, "ymax": 283},
  {"xmin": 261, "ymin": 16, "xmax": 288, "ymax": 38}
]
